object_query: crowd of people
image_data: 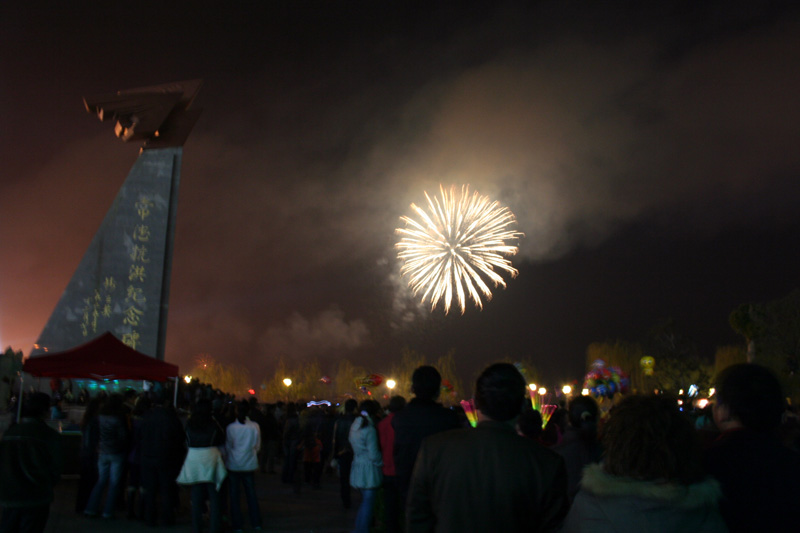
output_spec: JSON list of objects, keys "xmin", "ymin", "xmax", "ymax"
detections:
[{"xmin": 1, "ymin": 361, "xmax": 800, "ymax": 532}]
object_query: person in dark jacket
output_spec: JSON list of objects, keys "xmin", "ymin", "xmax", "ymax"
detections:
[
  {"xmin": 392, "ymin": 366, "xmax": 460, "ymax": 508},
  {"xmin": 125, "ymin": 395, "xmax": 150, "ymax": 520},
  {"xmin": 299, "ymin": 409, "xmax": 324, "ymax": 489},
  {"xmin": 552, "ymin": 395, "xmax": 602, "ymax": 501},
  {"xmin": 0, "ymin": 392, "xmax": 62, "ymax": 533},
  {"xmin": 262, "ymin": 404, "xmax": 281, "ymax": 474},
  {"xmin": 516, "ymin": 407, "xmax": 544, "ymax": 441},
  {"xmin": 138, "ymin": 393, "xmax": 186, "ymax": 527},
  {"xmin": 704, "ymin": 363, "xmax": 800, "ymax": 533},
  {"xmin": 281, "ymin": 402, "xmax": 302, "ymax": 486},
  {"xmin": 246, "ymin": 397, "xmax": 270, "ymax": 474},
  {"xmin": 407, "ymin": 363, "xmax": 569, "ymax": 532},
  {"xmin": 84, "ymin": 393, "xmax": 130, "ymax": 518},
  {"xmin": 332, "ymin": 398, "xmax": 358, "ymax": 508},
  {"xmin": 75, "ymin": 397, "xmax": 101, "ymax": 513}
]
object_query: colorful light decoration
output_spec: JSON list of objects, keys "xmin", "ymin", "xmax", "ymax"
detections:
[
  {"xmin": 460, "ymin": 399, "xmax": 478, "ymax": 428},
  {"xmin": 529, "ymin": 388, "xmax": 556, "ymax": 428},
  {"xmin": 582, "ymin": 359, "xmax": 629, "ymax": 399}
]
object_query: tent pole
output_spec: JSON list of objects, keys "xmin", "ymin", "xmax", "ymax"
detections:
[{"xmin": 16, "ymin": 373, "xmax": 24, "ymax": 421}]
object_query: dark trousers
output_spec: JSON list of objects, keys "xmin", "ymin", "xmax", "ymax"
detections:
[
  {"xmin": 0, "ymin": 505, "xmax": 50, "ymax": 533},
  {"xmin": 338, "ymin": 452, "xmax": 354, "ymax": 508},
  {"xmin": 303, "ymin": 461, "xmax": 322, "ymax": 487},
  {"xmin": 141, "ymin": 462, "xmax": 176, "ymax": 526},
  {"xmin": 218, "ymin": 476, "xmax": 229, "ymax": 517},
  {"xmin": 281, "ymin": 441, "xmax": 299, "ymax": 484},
  {"xmin": 383, "ymin": 475, "xmax": 402, "ymax": 533},
  {"xmin": 264, "ymin": 439, "xmax": 279, "ymax": 473},
  {"xmin": 228, "ymin": 471, "xmax": 262, "ymax": 530},
  {"xmin": 190, "ymin": 482, "xmax": 221, "ymax": 533},
  {"xmin": 75, "ymin": 455, "xmax": 98, "ymax": 513}
]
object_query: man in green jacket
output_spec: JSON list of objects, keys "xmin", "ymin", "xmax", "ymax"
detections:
[
  {"xmin": 407, "ymin": 363, "xmax": 569, "ymax": 532},
  {"xmin": 0, "ymin": 392, "xmax": 63, "ymax": 533}
]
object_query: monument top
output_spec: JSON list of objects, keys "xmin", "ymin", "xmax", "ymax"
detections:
[{"xmin": 83, "ymin": 79, "xmax": 202, "ymax": 149}]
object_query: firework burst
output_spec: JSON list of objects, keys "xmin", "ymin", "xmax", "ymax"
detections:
[{"xmin": 395, "ymin": 184, "xmax": 523, "ymax": 314}]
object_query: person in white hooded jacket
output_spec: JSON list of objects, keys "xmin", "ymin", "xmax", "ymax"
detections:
[{"xmin": 349, "ymin": 400, "xmax": 383, "ymax": 533}]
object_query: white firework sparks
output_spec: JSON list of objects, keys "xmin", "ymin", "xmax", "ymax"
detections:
[{"xmin": 395, "ymin": 184, "xmax": 523, "ymax": 314}]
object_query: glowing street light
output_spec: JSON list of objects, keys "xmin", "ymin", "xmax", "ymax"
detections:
[
  {"xmin": 528, "ymin": 383, "xmax": 537, "ymax": 392},
  {"xmin": 581, "ymin": 388, "xmax": 590, "ymax": 396},
  {"xmin": 386, "ymin": 379, "xmax": 397, "ymax": 390},
  {"xmin": 538, "ymin": 387, "xmax": 547, "ymax": 396},
  {"xmin": 562, "ymin": 385, "xmax": 572, "ymax": 395},
  {"xmin": 184, "ymin": 375, "xmax": 192, "ymax": 384},
  {"xmin": 283, "ymin": 378, "xmax": 292, "ymax": 403}
]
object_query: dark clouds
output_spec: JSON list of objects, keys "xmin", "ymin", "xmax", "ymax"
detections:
[{"xmin": 2, "ymin": 2, "xmax": 799, "ymax": 384}]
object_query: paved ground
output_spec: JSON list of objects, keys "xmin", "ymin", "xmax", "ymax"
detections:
[{"xmin": 41, "ymin": 469, "xmax": 360, "ymax": 533}]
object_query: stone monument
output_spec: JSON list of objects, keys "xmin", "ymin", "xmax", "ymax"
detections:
[{"xmin": 29, "ymin": 80, "xmax": 202, "ymax": 361}]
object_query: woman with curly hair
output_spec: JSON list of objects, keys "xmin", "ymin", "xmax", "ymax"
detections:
[{"xmin": 561, "ymin": 395, "xmax": 727, "ymax": 532}]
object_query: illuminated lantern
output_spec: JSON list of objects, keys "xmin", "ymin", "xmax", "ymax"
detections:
[
  {"xmin": 640, "ymin": 356, "xmax": 655, "ymax": 376},
  {"xmin": 356, "ymin": 374, "xmax": 384, "ymax": 388},
  {"xmin": 441, "ymin": 379, "xmax": 454, "ymax": 395}
]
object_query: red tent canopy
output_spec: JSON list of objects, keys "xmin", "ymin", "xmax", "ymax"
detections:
[{"xmin": 23, "ymin": 332, "xmax": 179, "ymax": 381}]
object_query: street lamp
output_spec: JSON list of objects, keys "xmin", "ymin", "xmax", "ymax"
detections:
[
  {"xmin": 562, "ymin": 385, "xmax": 572, "ymax": 396},
  {"xmin": 386, "ymin": 379, "xmax": 396, "ymax": 390},
  {"xmin": 283, "ymin": 378, "xmax": 292, "ymax": 404},
  {"xmin": 528, "ymin": 383, "xmax": 537, "ymax": 392}
]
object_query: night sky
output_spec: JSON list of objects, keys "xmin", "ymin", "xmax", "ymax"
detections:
[{"xmin": 2, "ymin": 1, "xmax": 799, "ymax": 387}]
